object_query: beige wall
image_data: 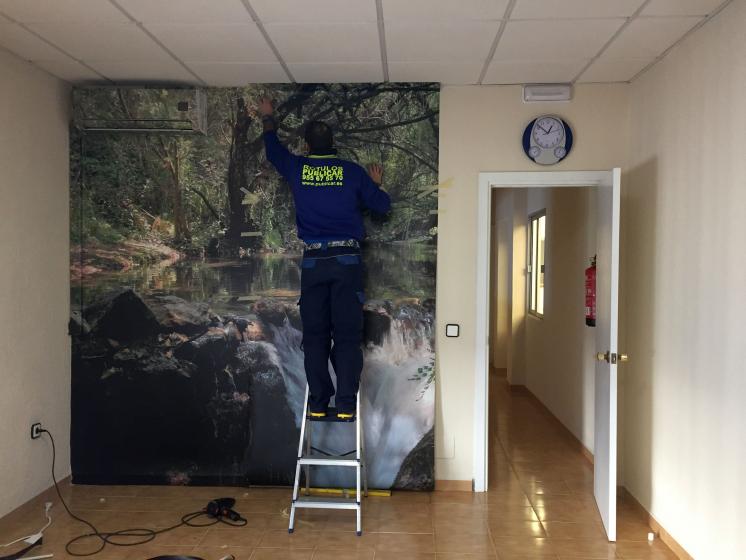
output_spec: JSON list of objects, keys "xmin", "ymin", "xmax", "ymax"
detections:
[
  {"xmin": 0, "ymin": 51, "xmax": 71, "ymax": 518},
  {"xmin": 622, "ymin": 0, "xmax": 746, "ymax": 556},
  {"xmin": 523, "ymin": 187, "xmax": 598, "ymax": 452},
  {"xmin": 436, "ymin": 84, "xmax": 630, "ymax": 481}
]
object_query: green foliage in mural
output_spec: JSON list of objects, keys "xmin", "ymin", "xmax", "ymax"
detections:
[{"xmin": 71, "ymin": 84, "xmax": 439, "ymax": 262}]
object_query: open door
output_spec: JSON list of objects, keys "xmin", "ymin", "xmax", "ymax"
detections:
[{"xmin": 594, "ymin": 168, "xmax": 622, "ymax": 541}]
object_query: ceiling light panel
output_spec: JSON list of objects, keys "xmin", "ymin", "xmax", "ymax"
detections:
[{"xmin": 250, "ymin": 0, "xmax": 377, "ymax": 23}]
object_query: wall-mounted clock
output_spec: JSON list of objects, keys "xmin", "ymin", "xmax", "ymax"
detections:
[{"xmin": 522, "ymin": 115, "xmax": 573, "ymax": 165}]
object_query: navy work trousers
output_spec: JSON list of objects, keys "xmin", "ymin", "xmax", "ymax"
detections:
[{"xmin": 299, "ymin": 246, "xmax": 364, "ymax": 414}]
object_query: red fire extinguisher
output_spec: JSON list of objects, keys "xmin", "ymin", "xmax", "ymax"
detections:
[{"xmin": 585, "ymin": 256, "xmax": 596, "ymax": 327}]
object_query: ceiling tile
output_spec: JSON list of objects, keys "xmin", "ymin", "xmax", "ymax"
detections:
[
  {"xmin": 188, "ymin": 62, "xmax": 290, "ymax": 85},
  {"xmin": 287, "ymin": 62, "xmax": 383, "ymax": 83},
  {"xmin": 642, "ymin": 0, "xmax": 725, "ymax": 16},
  {"xmin": 266, "ymin": 23, "xmax": 379, "ymax": 63},
  {"xmin": 26, "ymin": 22, "xmax": 171, "ymax": 61},
  {"xmin": 386, "ymin": 21, "xmax": 500, "ymax": 62},
  {"xmin": 577, "ymin": 57, "xmax": 654, "ymax": 82},
  {"xmin": 494, "ymin": 19, "xmax": 625, "ymax": 60},
  {"xmin": 32, "ymin": 58, "xmax": 103, "ymax": 82},
  {"xmin": 603, "ymin": 16, "xmax": 702, "ymax": 59},
  {"xmin": 250, "ymin": 0, "xmax": 377, "ymax": 23},
  {"xmin": 382, "ymin": 0, "xmax": 508, "ymax": 20},
  {"xmin": 87, "ymin": 59, "xmax": 197, "ymax": 84},
  {"xmin": 0, "ymin": 0, "xmax": 129, "ymax": 23},
  {"xmin": 147, "ymin": 23, "xmax": 276, "ymax": 63},
  {"xmin": 116, "ymin": 0, "xmax": 252, "ymax": 24},
  {"xmin": 482, "ymin": 59, "xmax": 589, "ymax": 84},
  {"xmin": 388, "ymin": 62, "xmax": 482, "ymax": 84},
  {"xmin": 0, "ymin": 22, "xmax": 68, "ymax": 60},
  {"xmin": 512, "ymin": 0, "xmax": 645, "ymax": 19}
]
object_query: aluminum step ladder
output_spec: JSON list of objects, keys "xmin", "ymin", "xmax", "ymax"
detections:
[{"xmin": 289, "ymin": 384, "xmax": 368, "ymax": 535}]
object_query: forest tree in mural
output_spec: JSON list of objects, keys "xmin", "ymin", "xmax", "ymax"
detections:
[{"xmin": 70, "ymin": 84, "xmax": 438, "ymax": 489}]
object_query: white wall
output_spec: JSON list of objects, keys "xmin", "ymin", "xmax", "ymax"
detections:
[
  {"xmin": 622, "ymin": 0, "xmax": 746, "ymax": 557},
  {"xmin": 0, "ymin": 50, "xmax": 71, "ymax": 518},
  {"xmin": 436, "ymin": 84, "xmax": 629, "ymax": 481}
]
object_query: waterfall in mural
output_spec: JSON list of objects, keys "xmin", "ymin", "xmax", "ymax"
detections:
[{"xmin": 69, "ymin": 84, "xmax": 438, "ymax": 490}]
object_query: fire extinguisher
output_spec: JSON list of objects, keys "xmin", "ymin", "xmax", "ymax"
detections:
[{"xmin": 585, "ymin": 256, "xmax": 596, "ymax": 327}]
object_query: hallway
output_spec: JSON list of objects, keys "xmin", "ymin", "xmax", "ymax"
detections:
[{"xmin": 486, "ymin": 369, "xmax": 676, "ymax": 559}]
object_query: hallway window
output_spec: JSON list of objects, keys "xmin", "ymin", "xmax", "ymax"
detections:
[{"xmin": 529, "ymin": 210, "xmax": 546, "ymax": 317}]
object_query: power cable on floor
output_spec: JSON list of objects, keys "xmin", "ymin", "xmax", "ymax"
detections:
[{"xmin": 40, "ymin": 429, "xmax": 247, "ymax": 557}]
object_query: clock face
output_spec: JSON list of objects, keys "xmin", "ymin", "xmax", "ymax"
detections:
[
  {"xmin": 532, "ymin": 116, "xmax": 564, "ymax": 148},
  {"xmin": 522, "ymin": 115, "xmax": 573, "ymax": 166}
]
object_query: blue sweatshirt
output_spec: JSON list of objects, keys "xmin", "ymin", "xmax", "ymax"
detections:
[{"xmin": 263, "ymin": 130, "xmax": 391, "ymax": 242}]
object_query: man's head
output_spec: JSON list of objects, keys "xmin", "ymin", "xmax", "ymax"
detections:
[{"xmin": 304, "ymin": 120, "xmax": 334, "ymax": 154}]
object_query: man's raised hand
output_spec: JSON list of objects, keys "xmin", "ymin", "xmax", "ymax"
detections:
[
  {"xmin": 367, "ymin": 163, "xmax": 383, "ymax": 186},
  {"xmin": 258, "ymin": 97, "xmax": 274, "ymax": 117}
]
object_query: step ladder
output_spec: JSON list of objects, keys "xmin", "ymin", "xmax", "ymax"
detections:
[{"xmin": 289, "ymin": 384, "xmax": 368, "ymax": 535}]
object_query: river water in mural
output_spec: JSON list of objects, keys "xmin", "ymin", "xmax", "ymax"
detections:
[{"xmin": 70, "ymin": 84, "xmax": 438, "ymax": 490}]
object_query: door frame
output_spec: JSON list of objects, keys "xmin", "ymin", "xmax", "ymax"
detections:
[{"xmin": 473, "ymin": 170, "xmax": 617, "ymax": 492}]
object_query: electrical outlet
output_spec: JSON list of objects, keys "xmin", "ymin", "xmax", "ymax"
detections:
[{"xmin": 30, "ymin": 423, "xmax": 43, "ymax": 440}]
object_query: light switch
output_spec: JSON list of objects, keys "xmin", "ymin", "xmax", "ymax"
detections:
[{"xmin": 445, "ymin": 324, "xmax": 459, "ymax": 337}]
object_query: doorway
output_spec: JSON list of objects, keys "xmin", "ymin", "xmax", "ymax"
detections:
[{"xmin": 474, "ymin": 170, "xmax": 621, "ymax": 541}]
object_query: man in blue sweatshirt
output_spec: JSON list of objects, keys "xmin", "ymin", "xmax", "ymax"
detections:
[{"xmin": 258, "ymin": 98, "xmax": 391, "ymax": 420}]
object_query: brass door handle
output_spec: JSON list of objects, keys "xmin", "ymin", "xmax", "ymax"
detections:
[{"xmin": 596, "ymin": 352, "xmax": 630, "ymax": 364}]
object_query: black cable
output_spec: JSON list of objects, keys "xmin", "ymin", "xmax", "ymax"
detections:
[{"xmin": 41, "ymin": 429, "xmax": 246, "ymax": 557}]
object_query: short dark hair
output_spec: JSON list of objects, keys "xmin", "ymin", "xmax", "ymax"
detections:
[{"xmin": 304, "ymin": 120, "xmax": 334, "ymax": 153}]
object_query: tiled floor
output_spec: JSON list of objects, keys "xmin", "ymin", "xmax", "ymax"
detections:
[{"xmin": 0, "ymin": 370, "xmax": 677, "ymax": 559}]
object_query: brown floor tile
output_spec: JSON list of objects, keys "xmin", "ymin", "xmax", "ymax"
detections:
[
  {"xmin": 200, "ymin": 526, "xmax": 266, "ymax": 547},
  {"xmin": 434, "ymin": 530, "xmax": 496, "ymax": 554},
  {"xmin": 614, "ymin": 540, "xmax": 679, "ymax": 559},
  {"xmin": 250, "ymin": 548, "xmax": 314, "ymax": 559},
  {"xmin": 312, "ymin": 548, "xmax": 375, "ymax": 559},
  {"xmin": 191, "ymin": 545, "xmax": 255, "ymax": 559},
  {"xmin": 492, "ymin": 536, "xmax": 559, "ymax": 559},
  {"xmin": 375, "ymin": 532, "xmax": 436, "ymax": 553},
  {"xmin": 257, "ymin": 529, "xmax": 323, "ymax": 548},
  {"xmin": 488, "ymin": 519, "xmax": 545, "ymax": 538},
  {"xmin": 435, "ymin": 553, "xmax": 498, "ymax": 559},
  {"xmin": 549, "ymin": 537, "xmax": 618, "ymax": 559}
]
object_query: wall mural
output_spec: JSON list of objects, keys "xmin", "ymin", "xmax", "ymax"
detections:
[{"xmin": 69, "ymin": 84, "xmax": 439, "ymax": 490}]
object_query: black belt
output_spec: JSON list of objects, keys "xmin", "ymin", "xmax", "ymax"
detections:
[{"xmin": 303, "ymin": 239, "xmax": 359, "ymax": 250}]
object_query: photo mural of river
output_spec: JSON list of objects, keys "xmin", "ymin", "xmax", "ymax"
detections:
[{"xmin": 69, "ymin": 84, "xmax": 439, "ymax": 490}]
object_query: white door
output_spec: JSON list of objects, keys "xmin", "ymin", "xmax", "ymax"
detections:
[{"xmin": 593, "ymin": 168, "xmax": 622, "ymax": 541}]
